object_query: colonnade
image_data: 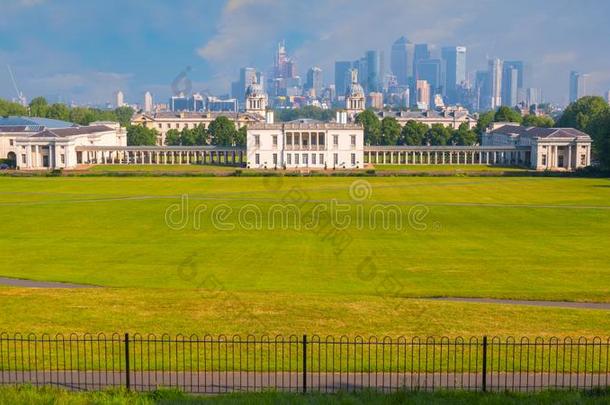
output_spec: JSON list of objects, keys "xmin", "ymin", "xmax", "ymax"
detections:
[
  {"xmin": 363, "ymin": 148, "xmax": 529, "ymax": 166},
  {"xmin": 77, "ymin": 148, "xmax": 246, "ymax": 166}
]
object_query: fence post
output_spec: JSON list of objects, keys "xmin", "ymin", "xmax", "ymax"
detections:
[
  {"xmin": 124, "ymin": 332, "xmax": 130, "ymax": 391},
  {"xmin": 481, "ymin": 335, "xmax": 487, "ymax": 392},
  {"xmin": 302, "ymin": 334, "xmax": 307, "ymax": 394}
]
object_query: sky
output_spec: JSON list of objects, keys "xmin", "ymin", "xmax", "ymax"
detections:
[{"xmin": 1, "ymin": 0, "xmax": 609, "ymax": 106}]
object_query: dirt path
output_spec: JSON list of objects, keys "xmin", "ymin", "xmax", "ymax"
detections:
[
  {"xmin": 428, "ymin": 297, "xmax": 610, "ymax": 310},
  {"xmin": 0, "ymin": 277, "xmax": 97, "ymax": 288}
]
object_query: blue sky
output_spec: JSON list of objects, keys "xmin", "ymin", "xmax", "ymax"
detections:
[{"xmin": 1, "ymin": 0, "xmax": 609, "ymax": 106}]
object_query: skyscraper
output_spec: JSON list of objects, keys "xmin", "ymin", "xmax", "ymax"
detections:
[
  {"xmin": 334, "ymin": 61, "xmax": 352, "ymax": 98},
  {"xmin": 144, "ymin": 91, "xmax": 153, "ymax": 113},
  {"xmin": 416, "ymin": 80, "xmax": 431, "ymax": 110},
  {"xmin": 526, "ymin": 88, "xmax": 543, "ymax": 107},
  {"xmin": 238, "ymin": 67, "xmax": 257, "ymax": 103},
  {"xmin": 569, "ymin": 71, "xmax": 589, "ymax": 103},
  {"xmin": 475, "ymin": 70, "xmax": 490, "ymax": 111},
  {"xmin": 501, "ymin": 65, "xmax": 519, "ymax": 107},
  {"xmin": 416, "ymin": 59, "xmax": 442, "ymax": 95},
  {"xmin": 441, "ymin": 46, "xmax": 467, "ymax": 104},
  {"xmin": 365, "ymin": 50, "xmax": 383, "ymax": 92},
  {"xmin": 306, "ymin": 67, "xmax": 323, "ymax": 97},
  {"xmin": 413, "ymin": 44, "xmax": 430, "ymax": 79},
  {"xmin": 488, "ymin": 59, "xmax": 503, "ymax": 110},
  {"xmin": 115, "ymin": 90, "xmax": 125, "ymax": 108},
  {"xmin": 391, "ymin": 36, "xmax": 413, "ymax": 86}
]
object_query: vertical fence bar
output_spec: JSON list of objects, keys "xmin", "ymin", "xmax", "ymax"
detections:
[
  {"xmin": 302, "ymin": 335, "xmax": 307, "ymax": 394},
  {"xmin": 482, "ymin": 336, "xmax": 488, "ymax": 392},
  {"xmin": 124, "ymin": 333, "xmax": 130, "ymax": 390}
]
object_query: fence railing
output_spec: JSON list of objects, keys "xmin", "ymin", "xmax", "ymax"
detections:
[{"xmin": 0, "ymin": 333, "xmax": 609, "ymax": 393}]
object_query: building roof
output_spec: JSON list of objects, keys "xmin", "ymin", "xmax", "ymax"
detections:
[
  {"xmin": 133, "ymin": 111, "xmax": 263, "ymax": 121},
  {"xmin": 0, "ymin": 116, "xmax": 76, "ymax": 129},
  {"xmin": 29, "ymin": 125, "xmax": 114, "ymax": 138},
  {"xmin": 490, "ymin": 125, "xmax": 592, "ymax": 141}
]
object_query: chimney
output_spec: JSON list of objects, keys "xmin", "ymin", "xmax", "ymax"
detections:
[{"xmin": 266, "ymin": 110, "xmax": 274, "ymax": 124}]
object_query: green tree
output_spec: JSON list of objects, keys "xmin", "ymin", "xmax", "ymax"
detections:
[
  {"xmin": 127, "ymin": 125, "xmax": 157, "ymax": 146},
  {"xmin": 208, "ymin": 116, "xmax": 238, "ymax": 146},
  {"xmin": 69, "ymin": 107, "xmax": 96, "ymax": 125},
  {"xmin": 114, "ymin": 106, "xmax": 135, "ymax": 127},
  {"xmin": 522, "ymin": 114, "xmax": 554, "ymax": 128},
  {"xmin": 399, "ymin": 120, "xmax": 428, "ymax": 145},
  {"xmin": 450, "ymin": 123, "xmax": 477, "ymax": 146},
  {"xmin": 165, "ymin": 129, "xmax": 181, "ymax": 146},
  {"xmin": 380, "ymin": 117, "xmax": 401, "ymax": 145},
  {"xmin": 475, "ymin": 111, "xmax": 495, "ymax": 136},
  {"xmin": 355, "ymin": 110, "xmax": 381, "ymax": 145},
  {"xmin": 426, "ymin": 124, "xmax": 452, "ymax": 146},
  {"xmin": 494, "ymin": 106, "xmax": 523, "ymax": 124},
  {"xmin": 589, "ymin": 113, "xmax": 610, "ymax": 170},
  {"xmin": 192, "ymin": 124, "xmax": 209, "ymax": 145},
  {"xmin": 235, "ymin": 126, "xmax": 247, "ymax": 147},
  {"xmin": 46, "ymin": 103, "xmax": 70, "ymax": 121},
  {"xmin": 557, "ymin": 96, "xmax": 610, "ymax": 133},
  {"xmin": 0, "ymin": 98, "xmax": 28, "ymax": 117},
  {"xmin": 29, "ymin": 97, "xmax": 49, "ymax": 117}
]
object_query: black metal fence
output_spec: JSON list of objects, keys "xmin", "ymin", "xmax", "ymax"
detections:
[{"xmin": 1, "ymin": 333, "xmax": 609, "ymax": 393}]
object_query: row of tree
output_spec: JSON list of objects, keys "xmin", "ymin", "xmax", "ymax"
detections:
[
  {"xmin": 354, "ymin": 110, "xmax": 478, "ymax": 146},
  {"xmin": 126, "ymin": 116, "xmax": 247, "ymax": 147},
  {"xmin": 1, "ymin": 97, "xmax": 134, "ymax": 127}
]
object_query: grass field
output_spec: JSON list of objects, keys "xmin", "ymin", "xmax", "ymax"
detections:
[
  {"xmin": 86, "ymin": 164, "xmax": 239, "ymax": 173},
  {"xmin": 0, "ymin": 176, "xmax": 609, "ymax": 337},
  {"xmin": 2, "ymin": 386, "xmax": 610, "ymax": 405}
]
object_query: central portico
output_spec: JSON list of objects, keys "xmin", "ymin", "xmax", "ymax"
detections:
[{"xmin": 246, "ymin": 114, "xmax": 364, "ymax": 169}]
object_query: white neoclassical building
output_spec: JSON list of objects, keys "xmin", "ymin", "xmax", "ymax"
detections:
[
  {"xmin": 482, "ymin": 123, "xmax": 592, "ymax": 170},
  {"xmin": 247, "ymin": 112, "xmax": 364, "ymax": 169},
  {"xmin": 0, "ymin": 117, "xmax": 126, "ymax": 169}
]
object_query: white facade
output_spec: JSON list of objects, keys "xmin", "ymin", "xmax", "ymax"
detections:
[
  {"xmin": 247, "ymin": 117, "xmax": 364, "ymax": 169},
  {"xmin": 0, "ymin": 120, "xmax": 126, "ymax": 169}
]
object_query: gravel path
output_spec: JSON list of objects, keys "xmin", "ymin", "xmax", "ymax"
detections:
[
  {"xmin": 0, "ymin": 277, "xmax": 97, "ymax": 288},
  {"xmin": 428, "ymin": 297, "xmax": 610, "ymax": 310}
]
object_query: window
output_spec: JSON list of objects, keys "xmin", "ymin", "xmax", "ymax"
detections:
[
  {"xmin": 294, "ymin": 134, "xmax": 300, "ymax": 146},
  {"xmin": 273, "ymin": 153, "xmax": 277, "ymax": 165},
  {"xmin": 312, "ymin": 154, "xmax": 316, "ymax": 165},
  {"xmin": 295, "ymin": 154, "xmax": 300, "ymax": 165},
  {"xmin": 175, "ymin": 123, "xmax": 179, "ymax": 128},
  {"xmin": 158, "ymin": 124, "xmax": 162, "ymax": 129},
  {"xmin": 255, "ymin": 153, "xmax": 260, "ymax": 165},
  {"xmin": 333, "ymin": 153, "xmax": 338, "ymax": 165},
  {"xmin": 581, "ymin": 154, "xmax": 586, "ymax": 165},
  {"xmin": 351, "ymin": 135, "xmax": 356, "ymax": 147},
  {"xmin": 319, "ymin": 154, "xmax": 324, "ymax": 164},
  {"xmin": 319, "ymin": 133, "xmax": 325, "ymax": 146},
  {"xmin": 303, "ymin": 154, "xmax": 308, "ymax": 165},
  {"xmin": 333, "ymin": 135, "xmax": 339, "ymax": 148},
  {"xmin": 167, "ymin": 123, "xmax": 171, "ymax": 129},
  {"xmin": 272, "ymin": 135, "xmax": 278, "ymax": 147},
  {"xmin": 60, "ymin": 154, "xmax": 65, "ymax": 164},
  {"xmin": 541, "ymin": 154, "xmax": 547, "ymax": 165},
  {"xmin": 9, "ymin": 139, "xmax": 14, "ymax": 146},
  {"xmin": 184, "ymin": 123, "xmax": 189, "ymax": 129},
  {"xmin": 286, "ymin": 134, "xmax": 292, "ymax": 145},
  {"xmin": 287, "ymin": 154, "xmax": 292, "ymax": 165},
  {"xmin": 302, "ymin": 135, "xmax": 309, "ymax": 147},
  {"xmin": 254, "ymin": 135, "xmax": 260, "ymax": 147},
  {"xmin": 21, "ymin": 154, "xmax": 26, "ymax": 164},
  {"xmin": 351, "ymin": 153, "xmax": 356, "ymax": 166}
]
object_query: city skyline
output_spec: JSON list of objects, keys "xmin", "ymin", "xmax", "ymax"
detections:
[{"xmin": 1, "ymin": 0, "xmax": 610, "ymax": 106}]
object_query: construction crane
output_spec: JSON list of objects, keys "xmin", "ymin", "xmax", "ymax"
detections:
[{"xmin": 6, "ymin": 64, "xmax": 27, "ymax": 106}]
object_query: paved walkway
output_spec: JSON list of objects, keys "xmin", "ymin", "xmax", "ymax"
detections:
[
  {"xmin": 0, "ymin": 277, "xmax": 96, "ymax": 288},
  {"xmin": 428, "ymin": 297, "xmax": 610, "ymax": 310}
]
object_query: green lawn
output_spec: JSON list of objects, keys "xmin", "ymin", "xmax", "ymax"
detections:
[
  {"xmin": 0, "ymin": 176, "xmax": 609, "ymax": 337},
  {"xmin": 1, "ymin": 386, "xmax": 610, "ymax": 405}
]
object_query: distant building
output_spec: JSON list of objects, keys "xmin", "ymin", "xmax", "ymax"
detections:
[
  {"xmin": 115, "ymin": 91, "xmax": 125, "ymax": 108},
  {"xmin": 334, "ymin": 61, "xmax": 352, "ymax": 99},
  {"xmin": 569, "ymin": 71, "xmax": 590, "ymax": 103},
  {"xmin": 367, "ymin": 92, "xmax": 383, "ymax": 110},
  {"xmin": 441, "ymin": 46, "xmax": 467, "ymax": 104},
  {"xmin": 169, "ymin": 93, "xmax": 204, "ymax": 112},
  {"xmin": 412, "ymin": 44, "xmax": 430, "ymax": 79},
  {"xmin": 305, "ymin": 66, "xmax": 323, "ymax": 97},
  {"xmin": 526, "ymin": 88, "xmax": 543, "ymax": 107},
  {"xmin": 391, "ymin": 36, "xmax": 413, "ymax": 86},
  {"xmin": 501, "ymin": 64, "xmax": 519, "ymax": 107},
  {"xmin": 365, "ymin": 50, "xmax": 383, "ymax": 93},
  {"xmin": 0, "ymin": 116, "xmax": 126, "ymax": 169},
  {"xmin": 488, "ymin": 59, "xmax": 503, "ymax": 110},
  {"xmin": 483, "ymin": 123, "xmax": 592, "ymax": 171},
  {"xmin": 206, "ymin": 97, "xmax": 238, "ymax": 112},
  {"xmin": 144, "ymin": 91, "xmax": 153, "ymax": 113},
  {"xmin": 345, "ymin": 69, "xmax": 366, "ymax": 120},
  {"xmin": 416, "ymin": 80, "xmax": 431, "ymax": 110},
  {"xmin": 416, "ymin": 59, "xmax": 442, "ymax": 96},
  {"xmin": 375, "ymin": 108, "xmax": 477, "ymax": 130}
]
